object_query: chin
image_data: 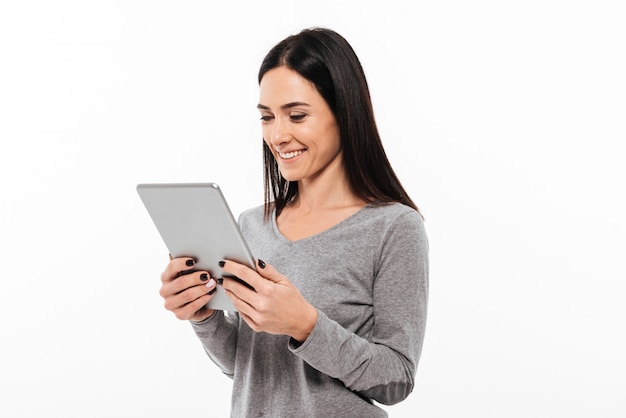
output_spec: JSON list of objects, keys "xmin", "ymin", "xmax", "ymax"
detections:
[
  {"xmin": 280, "ymin": 174, "xmax": 298, "ymax": 182},
  {"xmin": 278, "ymin": 171, "xmax": 301, "ymax": 182}
]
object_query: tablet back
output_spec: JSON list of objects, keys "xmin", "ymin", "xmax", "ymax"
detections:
[{"xmin": 136, "ymin": 182, "xmax": 255, "ymax": 311}]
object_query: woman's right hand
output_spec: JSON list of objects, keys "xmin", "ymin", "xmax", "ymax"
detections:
[{"xmin": 159, "ymin": 257, "xmax": 217, "ymax": 322}]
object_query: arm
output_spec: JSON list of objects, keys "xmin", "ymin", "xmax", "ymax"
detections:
[
  {"xmin": 190, "ymin": 311, "xmax": 240, "ymax": 377},
  {"xmin": 289, "ymin": 211, "xmax": 429, "ymax": 404},
  {"xmin": 158, "ymin": 256, "xmax": 239, "ymax": 376}
]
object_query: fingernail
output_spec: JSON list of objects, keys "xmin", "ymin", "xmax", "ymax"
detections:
[
  {"xmin": 206, "ymin": 278, "xmax": 216, "ymax": 288},
  {"xmin": 218, "ymin": 260, "xmax": 225, "ymax": 268},
  {"xmin": 258, "ymin": 259, "xmax": 266, "ymax": 269},
  {"xmin": 208, "ymin": 287, "xmax": 217, "ymax": 295},
  {"xmin": 200, "ymin": 273, "xmax": 208, "ymax": 281},
  {"xmin": 217, "ymin": 278, "xmax": 224, "ymax": 285},
  {"xmin": 186, "ymin": 259, "xmax": 195, "ymax": 267}
]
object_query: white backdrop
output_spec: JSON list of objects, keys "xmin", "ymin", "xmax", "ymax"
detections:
[{"xmin": 1, "ymin": 1, "xmax": 625, "ymax": 417}]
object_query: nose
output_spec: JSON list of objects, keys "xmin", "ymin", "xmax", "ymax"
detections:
[{"xmin": 268, "ymin": 116, "xmax": 290, "ymax": 146}]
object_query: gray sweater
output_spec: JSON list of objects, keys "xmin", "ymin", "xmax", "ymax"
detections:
[{"xmin": 191, "ymin": 202, "xmax": 429, "ymax": 417}]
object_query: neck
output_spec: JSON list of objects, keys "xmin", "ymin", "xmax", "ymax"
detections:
[{"xmin": 294, "ymin": 173, "xmax": 364, "ymax": 212}]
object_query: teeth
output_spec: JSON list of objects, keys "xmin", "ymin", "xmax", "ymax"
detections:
[{"xmin": 279, "ymin": 150, "xmax": 304, "ymax": 159}]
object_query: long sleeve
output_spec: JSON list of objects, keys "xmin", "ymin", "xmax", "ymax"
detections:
[
  {"xmin": 190, "ymin": 310, "xmax": 240, "ymax": 377},
  {"xmin": 288, "ymin": 209, "xmax": 428, "ymax": 404}
]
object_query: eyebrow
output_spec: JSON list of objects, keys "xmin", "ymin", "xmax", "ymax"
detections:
[{"xmin": 257, "ymin": 101, "xmax": 311, "ymax": 111}]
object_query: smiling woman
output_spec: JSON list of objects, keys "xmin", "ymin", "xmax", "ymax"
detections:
[{"xmin": 157, "ymin": 27, "xmax": 429, "ymax": 417}]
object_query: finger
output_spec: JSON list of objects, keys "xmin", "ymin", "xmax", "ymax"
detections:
[
  {"xmin": 219, "ymin": 259, "xmax": 281, "ymax": 291},
  {"xmin": 161, "ymin": 257, "xmax": 196, "ymax": 283},
  {"xmin": 172, "ymin": 291, "xmax": 215, "ymax": 321},
  {"xmin": 253, "ymin": 258, "xmax": 283, "ymax": 284},
  {"xmin": 168, "ymin": 271, "xmax": 214, "ymax": 295},
  {"xmin": 164, "ymin": 278, "xmax": 217, "ymax": 311},
  {"xmin": 223, "ymin": 285, "xmax": 257, "ymax": 321},
  {"xmin": 218, "ymin": 259, "xmax": 262, "ymax": 290},
  {"xmin": 236, "ymin": 308, "xmax": 261, "ymax": 332},
  {"xmin": 220, "ymin": 276, "xmax": 258, "ymax": 309}
]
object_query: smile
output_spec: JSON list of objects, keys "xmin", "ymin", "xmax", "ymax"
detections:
[{"xmin": 278, "ymin": 150, "xmax": 305, "ymax": 159}]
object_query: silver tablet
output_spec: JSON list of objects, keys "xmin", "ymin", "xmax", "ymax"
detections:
[{"xmin": 136, "ymin": 182, "xmax": 256, "ymax": 311}]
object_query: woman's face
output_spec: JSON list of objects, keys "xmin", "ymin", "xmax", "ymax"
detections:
[{"xmin": 258, "ymin": 66, "xmax": 342, "ymax": 183}]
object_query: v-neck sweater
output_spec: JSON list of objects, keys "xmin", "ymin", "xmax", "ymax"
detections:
[{"xmin": 191, "ymin": 202, "xmax": 429, "ymax": 417}]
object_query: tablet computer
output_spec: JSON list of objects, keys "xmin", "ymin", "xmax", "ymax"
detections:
[{"xmin": 136, "ymin": 182, "xmax": 255, "ymax": 311}]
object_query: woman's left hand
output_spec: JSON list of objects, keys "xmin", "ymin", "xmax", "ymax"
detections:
[{"xmin": 219, "ymin": 259, "xmax": 318, "ymax": 342}]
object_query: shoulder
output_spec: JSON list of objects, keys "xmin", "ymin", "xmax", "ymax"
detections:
[
  {"xmin": 367, "ymin": 201, "xmax": 417, "ymax": 215},
  {"xmin": 359, "ymin": 203, "xmax": 427, "ymax": 246},
  {"xmin": 361, "ymin": 202, "xmax": 424, "ymax": 228},
  {"xmin": 238, "ymin": 204, "xmax": 265, "ymax": 219},
  {"xmin": 237, "ymin": 204, "xmax": 266, "ymax": 228}
]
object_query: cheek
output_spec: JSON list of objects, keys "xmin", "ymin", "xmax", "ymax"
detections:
[
  {"xmin": 261, "ymin": 125, "xmax": 272, "ymax": 144},
  {"xmin": 322, "ymin": 124, "xmax": 341, "ymax": 153}
]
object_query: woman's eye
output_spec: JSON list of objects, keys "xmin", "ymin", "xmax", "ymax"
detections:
[
  {"xmin": 260, "ymin": 115, "xmax": 274, "ymax": 122},
  {"xmin": 290, "ymin": 113, "xmax": 306, "ymax": 122}
]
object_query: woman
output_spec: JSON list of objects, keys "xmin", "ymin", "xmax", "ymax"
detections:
[{"xmin": 159, "ymin": 27, "xmax": 429, "ymax": 417}]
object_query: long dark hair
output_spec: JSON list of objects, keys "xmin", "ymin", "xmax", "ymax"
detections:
[{"xmin": 258, "ymin": 27, "xmax": 420, "ymax": 220}]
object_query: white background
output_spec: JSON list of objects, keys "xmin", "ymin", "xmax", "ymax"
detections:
[{"xmin": 1, "ymin": 1, "xmax": 625, "ymax": 417}]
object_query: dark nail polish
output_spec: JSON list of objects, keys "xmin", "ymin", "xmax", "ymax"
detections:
[
  {"xmin": 186, "ymin": 259, "xmax": 195, "ymax": 267},
  {"xmin": 258, "ymin": 259, "xmax": 266, "ymax": 269},
  {"xmin": 209, "ymin": 288, "xmax": 217, "ymax": 295},
  {"xmin": 218, "ymin": 260, "xmax": 225, "ymax": 268},
  {"xmin": 217, "ymin": 278, "xmax": 224, "ymax": 285},
  {"xmin": 200, "ymin": 273, "xmax": 208, "ymax": 281}
]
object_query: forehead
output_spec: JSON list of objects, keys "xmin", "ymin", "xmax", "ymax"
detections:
[{"xmin": 259, "ymin": 67, "xmax": 321, "ymax": 105}]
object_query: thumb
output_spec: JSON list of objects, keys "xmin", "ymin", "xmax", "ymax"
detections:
[{"xmin": 256, "ymin": 259, "xmax": 284, "ymax": 284}]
